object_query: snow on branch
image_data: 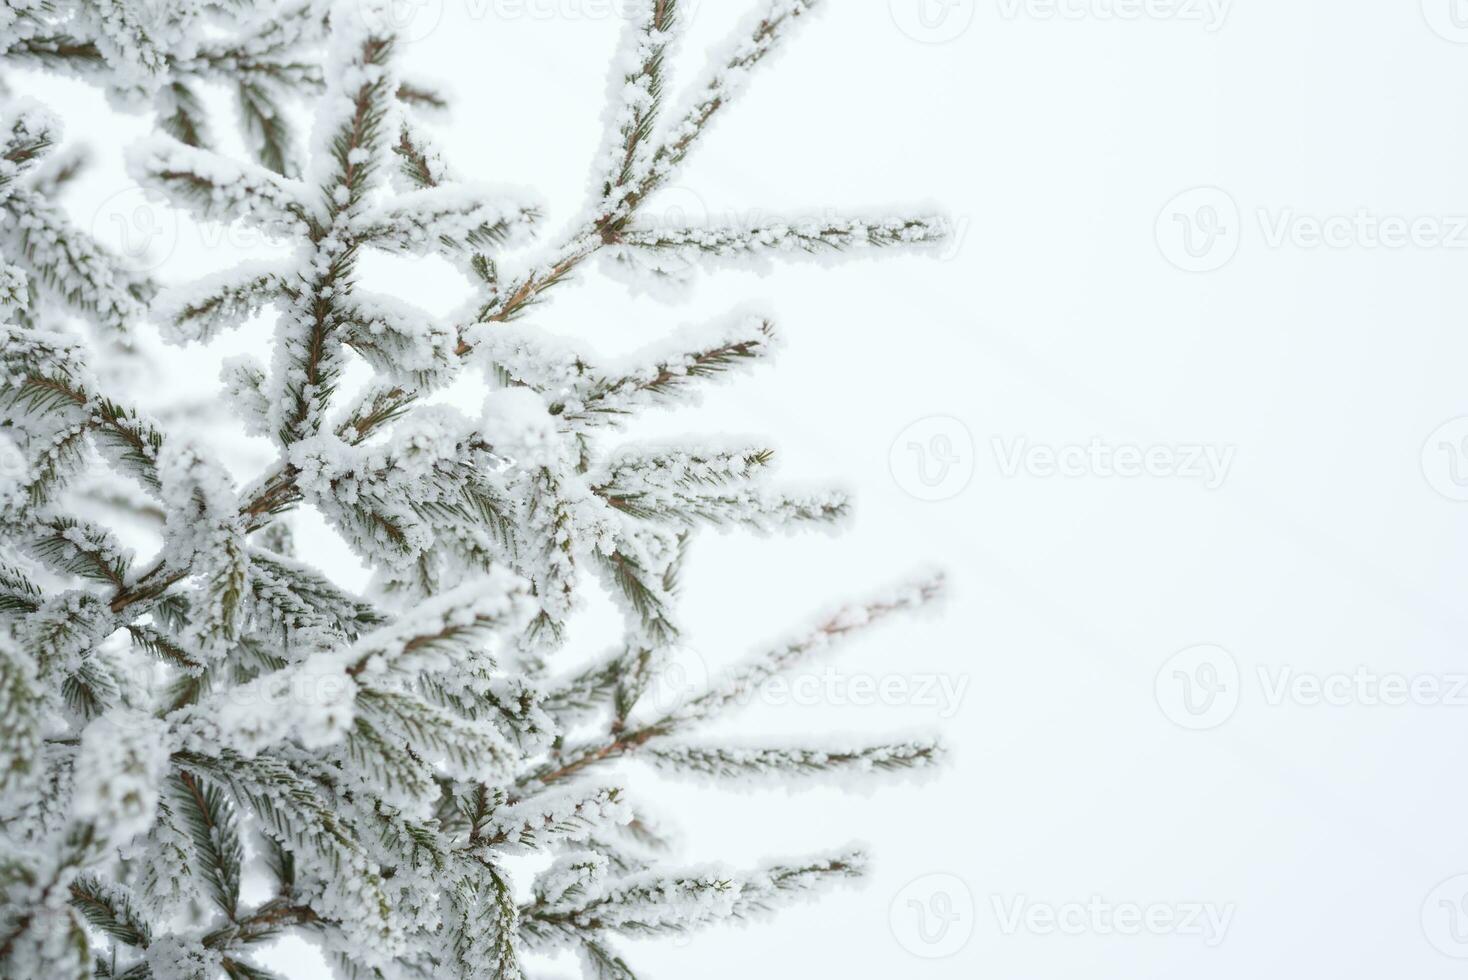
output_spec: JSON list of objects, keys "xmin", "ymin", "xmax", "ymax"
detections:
[
  {"xmin": 669, "ymin": 573, "xmax": 947, "ymax": 725},
  {"xmin": 343, "ymin": 573, "xmax": 533, "ymax": 678},
  {"xmin": 526, "ymin": 847, "xmax": 866, "ymax": 941},
  {"xmin": 1, "ymin": 326, "xmax": 166, "ymax": 497},
  {"xmin": 157, "ymin": 442, "xmax": 249, "ymax": 661},
  {"xmin": 2, "ymin": 189, "xmax": 149, "ymax": 341},
  {"xmin": 593, "ymin": 0, "xmax": 687, "ymax": 215},
  {"xmin": 350, "ymin": 184, "xmax": 542, "ymax": 257},
  {"xmin": 152, "ymin": 261, "xmax": 286, "ymax": 346},
  {"xmin": 614, "ymin": 212, "xmax": 953, "ymax": 272},
  {"xmin": 470, "ymin": 312, "xmax": 781, "ymax": 430},
  {"xmin": 644, "ymin": 737, "xmax": 946, "ymax": 787},
  {"xmin": 644, "ymin": 0, "xmax": 823, "ymax": 188},
  {"xmin": 0, "ymin": 102, "xmax": 59, "ymax": 202},
  {"xmin": 0, "ymin": 2, "xmax": 954, "ymax": 977},
  {"xmin": 338, "ymin": 290, "xmax": 459, "ymax": 392},
  {"xmin": 127, "ymin": 134, "xmax": 313, "ymax": 235}
]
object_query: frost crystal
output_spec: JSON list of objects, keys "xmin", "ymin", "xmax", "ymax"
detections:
[{"xmin": 73, "ymin": 711, "xmax": 170, "ymax": 847}]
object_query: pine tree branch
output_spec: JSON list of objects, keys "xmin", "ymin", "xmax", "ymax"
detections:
[
  {"xmin": 2, "ymin": 5, "xmax": 953, "ymax": 974},
  {"xmin": 518, "ymin": 574, "xmax": 944, "ymax": 795}
]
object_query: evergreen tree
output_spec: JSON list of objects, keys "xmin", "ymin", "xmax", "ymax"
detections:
[{"xmin": 0, "ymin": 1, "xmax": 951, "ymax": 976}]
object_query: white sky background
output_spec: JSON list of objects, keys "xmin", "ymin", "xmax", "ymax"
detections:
[{"xmin": 14, "ymin": 0, "xmax": 1468, "ymax": 976}]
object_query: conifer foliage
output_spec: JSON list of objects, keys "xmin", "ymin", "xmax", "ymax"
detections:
[{"xmin": 1, "ymin": 1, "xmax": 951, "ymax": 976}]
